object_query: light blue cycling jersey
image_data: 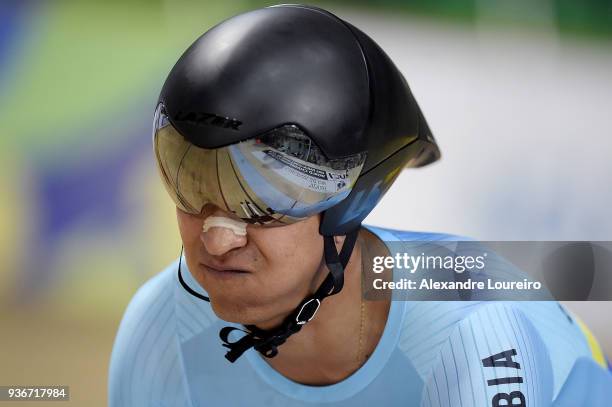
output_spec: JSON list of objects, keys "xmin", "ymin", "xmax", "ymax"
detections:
[{"xmin": 108, "ymin": 226, "xmax": 612, "ymax": 406}]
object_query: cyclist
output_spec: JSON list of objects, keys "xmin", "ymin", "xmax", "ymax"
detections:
[{"xmin": 109, "ymin": 5, "xmax": 612, "ymax": 406}]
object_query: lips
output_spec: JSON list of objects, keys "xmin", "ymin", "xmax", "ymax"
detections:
[
  {"xmin": 199, "ymin": 262, "xmax": 250, "ymax": 275},
  {"xmin": 199, "ymin": 264, "xmax": 249, "ymax": 282}
]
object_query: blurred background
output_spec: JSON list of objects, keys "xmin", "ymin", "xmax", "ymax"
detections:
[{"xmin": 1, "ymin": 0, "xmax": 610, "ymax": 405}]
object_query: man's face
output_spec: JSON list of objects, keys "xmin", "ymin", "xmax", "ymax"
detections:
[{"xmin": 177, "ymin": 206, "xmax": 325, "ymax": 326}]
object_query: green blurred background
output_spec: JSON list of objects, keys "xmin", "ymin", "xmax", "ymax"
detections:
[{"xmin": 1, "ymin": 0, "xmax": 611, "ymax": 405}]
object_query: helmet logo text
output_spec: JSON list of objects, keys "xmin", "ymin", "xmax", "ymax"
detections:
[{"xmin": 175, "ymin": 111, "xmax": 242, "ymax": 130}]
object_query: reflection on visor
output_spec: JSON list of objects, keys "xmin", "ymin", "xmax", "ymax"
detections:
[{"xmin": 153, "ymin": 104, "xmax": 366, "ymax": 225}]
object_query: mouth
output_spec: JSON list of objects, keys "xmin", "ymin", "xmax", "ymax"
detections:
[{"xmin": 199, "ymin": 263, "xmax": 250, "ymax": 279}]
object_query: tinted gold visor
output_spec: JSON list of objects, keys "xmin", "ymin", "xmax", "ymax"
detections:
[{"xmin": 153, "ymin": 104, "xmax": 366, "ymax": 225}]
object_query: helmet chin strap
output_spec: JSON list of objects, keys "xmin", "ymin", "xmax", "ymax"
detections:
[{"xmin": 177, "ymin": 228, "xmax": 360, "ymax": 363}]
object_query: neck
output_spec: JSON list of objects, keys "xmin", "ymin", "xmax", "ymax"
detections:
[{"xmin": 259, "ymin": 229, "xmax": 391, "ymax": 386}]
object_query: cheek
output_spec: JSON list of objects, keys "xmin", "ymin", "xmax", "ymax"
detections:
[
  {"xmin": 254, "ymin": 219, "xmax": 324, "ymax": 290},
  {"xmin": 176, "ymin": 210, "xmax": 203, "ymax": 249}
]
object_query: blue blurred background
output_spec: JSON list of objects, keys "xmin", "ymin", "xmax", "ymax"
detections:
[{"xmin": 1, "ymin": 1, "xmax": 610, "ymax": 405}]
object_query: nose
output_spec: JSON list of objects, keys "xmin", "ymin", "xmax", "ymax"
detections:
[{"xmin": 200, "ymin": 217, "xmax": 248, "ymax": 256}]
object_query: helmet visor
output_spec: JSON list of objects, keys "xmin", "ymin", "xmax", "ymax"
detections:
[{"xmin": 153, "ymin": 104, "xmax": 366, "ymax": 225}]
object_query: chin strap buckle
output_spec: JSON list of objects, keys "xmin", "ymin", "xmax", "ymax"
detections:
[{"xmin": 295, "ymin": 298, "xmax": 321, "ymax": 325}]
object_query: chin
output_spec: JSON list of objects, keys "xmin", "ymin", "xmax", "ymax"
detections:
[{"xmin": 208, "ymin": 294, "xmax": 266, "ymax": 325}]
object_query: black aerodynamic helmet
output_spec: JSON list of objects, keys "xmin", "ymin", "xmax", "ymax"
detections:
[{"xmin": 154, "ymin": 4, "xmax": 440, "ymax": 362}]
